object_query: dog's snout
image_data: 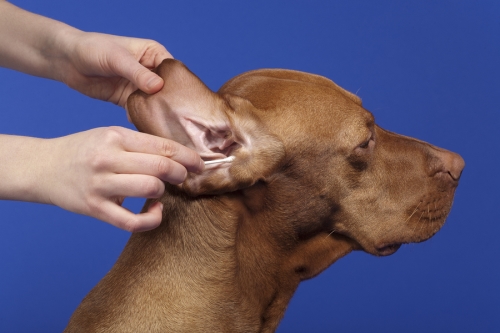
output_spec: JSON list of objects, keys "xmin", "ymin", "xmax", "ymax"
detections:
[{"xmin": 431, "ymin": 148, "xmax": 465, "ymax": 181}]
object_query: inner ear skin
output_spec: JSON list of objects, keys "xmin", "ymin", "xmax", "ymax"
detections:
[
  {"xmin": 127, "ymin": 59, "xmax": 287, "ymax": 197},
  {"xmin": 128, "ymin": 59, "xmax": 235, "ymax": 155},
  {"xmin": 181, "ymin": 94, "xmax": 286, "ymax": 196}
]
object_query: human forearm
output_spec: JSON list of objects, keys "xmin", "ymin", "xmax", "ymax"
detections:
[
  {"xmin": 0, "ymin": 1, "xmax": 172, "ymax": 107},
  {"xmin": 0, "ymin": 134, "xmax": 53, "ymax": 203},
  {"xmin": 0, "ymin": 1, "xmax": 80, "ymax": 81}
]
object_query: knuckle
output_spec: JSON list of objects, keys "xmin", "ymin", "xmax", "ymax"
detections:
[
  {"xmin": 155, "ymin": 157, "xmax": 173, "ymax": 179},
  {"xmin": 144, "ymin": 38, "xmax": 157, "ymax": 45},
  {"xmin": 87, "ymin": 127, "xmax": 125, "ymax": 170},
  {"xmin": 88, "ymin": 151, "xmax": 113, "ymax": 171},
  {"xmin": 158, "ymin": 139, "xmax": 176, "ymax": 157},
  {"xmin": 101, "ymin": 127, "xmax": 124, "ymax": 146}
]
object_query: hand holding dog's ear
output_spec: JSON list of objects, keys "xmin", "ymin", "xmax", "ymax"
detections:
[
  {"xmin": 57, "ymin": 32, "xmax": 173, "ymax": 108},
  {"xmin": 0, "ymin": 1, "xmax": 172, "ymax": 108}
]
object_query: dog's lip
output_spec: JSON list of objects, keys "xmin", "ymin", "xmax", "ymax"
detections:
[{"xmin": 375, "ymin": 243, "xmax": 402, "ymax": 256}]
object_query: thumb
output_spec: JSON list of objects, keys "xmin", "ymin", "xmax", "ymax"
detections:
[
  {"xmin": 132, "ymin": 66, "xmax": 164, "ymax": 94},
  {"xmin": 110, "ymin": 52, "xmax": 165, "ymax": 94}
]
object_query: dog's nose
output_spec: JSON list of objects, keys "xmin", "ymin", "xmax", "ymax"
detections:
[{"xmin": 432, "ymin": 148, "xmax": 465, "ymax": 181}]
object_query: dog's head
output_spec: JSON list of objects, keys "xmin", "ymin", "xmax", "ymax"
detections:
[{"xmin": 128, "ymin": 59, "xmax": 463, "ymax": 270}]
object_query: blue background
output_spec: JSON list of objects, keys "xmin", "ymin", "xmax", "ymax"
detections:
[{"xmin": 1, "ymin": 1, "xmax": 498, "ymax": 332}]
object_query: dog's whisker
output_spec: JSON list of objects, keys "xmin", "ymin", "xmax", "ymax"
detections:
[
  {"xmin": 417, "ymin": 210, "xmax": 426, "ymax": 234},
  {"xmin": 408, "ymin": 202, "xmax": 423, "ymax": 234},
  {"xmin": 320, "ymin": 229, "xmax": 338, "ymax": 247},
  {"xmin": 405, "ymin": 201, "xmax": 422, "ymax": 225},
  {"xmin": 324, "ymin": 229, "xmax": 336, "ymax": 239}
]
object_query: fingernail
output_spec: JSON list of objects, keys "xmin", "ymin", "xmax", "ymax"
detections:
[
  {"xmin": 197, "ymin": 159, "xmax": 205, "ymax": 174},
  {"xmin": 151, "ymin": 201, "xmax": 163, "ymax": 213}
]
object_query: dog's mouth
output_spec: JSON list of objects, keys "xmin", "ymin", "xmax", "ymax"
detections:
[{"xmin": 375, "ymin": 243, "xmax": 403, "ymax": 256}]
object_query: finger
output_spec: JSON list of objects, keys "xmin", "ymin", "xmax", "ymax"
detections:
[
  {"xmin": 103, "ymin": 174, "xmax": 167, "ymax": 198},
  {"xmin": 118, "ymin": 128, "xmax": 204, "ymax": 174},
  {"xmin": 139, "ymin": 45, "xmax": 173, "ymax": 68},
  {"xmin": 112, "ymin": 153, "xmax": 190, "ymax": 184},
  {"xmin": 110, "ymin": 51, "xmax": 164, "ymax": 94},
  {"xmin": 139, "ymin": 70, "xmax": 164, "ymax": 94},
  {"xmin": 122, "ymin": 38, "xmax": 173, "ymax": 69},
  {"xmin": 100, "ymin": 200, "xmax": 163, "ymax": 232},
  {"xmin": 133, "ymin": 64, "xmax": 164, "ymax": 94}
]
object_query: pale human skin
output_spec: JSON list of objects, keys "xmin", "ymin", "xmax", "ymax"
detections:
[{"xmin": 0, "ymin": 1, "xmax": 204, "ymax": 232}]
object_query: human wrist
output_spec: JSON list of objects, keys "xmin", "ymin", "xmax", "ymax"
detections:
[{"xmin": 42, "ymin": 25, "xmax": 85, "ymax": 83}]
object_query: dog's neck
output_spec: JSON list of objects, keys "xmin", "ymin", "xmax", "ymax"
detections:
[
  {"xmin": 123, "ymin": 185, "xmax": 289, "ymax": 332},
  {"xmin": 118, "ymin": 181, "xmax": 353, "ymax": 332}
]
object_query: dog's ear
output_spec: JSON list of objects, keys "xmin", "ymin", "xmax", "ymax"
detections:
[{"xmin": 127, "ymin": 59, "xmax": 285, "ymax": 195}]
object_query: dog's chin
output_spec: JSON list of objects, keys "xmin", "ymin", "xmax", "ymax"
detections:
[
  {"xmin": 374, "ymin": 243, "xmax": 403, "ymax": 256},
  {"xmin": 342, "ymin": 234, "xmax": 405, "ymax": 257},
  {"xmin": 356, "ymin": 239, "xmax": 406, "ymax": 257},
  {"xmin": 365, "ymin": 228, "xmax": 444, "ymax": 257},
  {"xmin": 352, "ymin": 240, "xmax": 404, "ymax": 257},
  {"xmin": 358, "ymin": 217, "xmax": 450, "ymax": 257}
]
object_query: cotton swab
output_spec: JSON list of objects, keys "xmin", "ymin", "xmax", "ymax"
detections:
[{"xmin": 204, "ymin": 156, "xmax": 236, "ymax": 165}]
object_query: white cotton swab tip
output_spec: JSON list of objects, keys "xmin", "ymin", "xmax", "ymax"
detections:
[{"xmin": 204, "ymin": 156, "xmax": 236, "ymax": 165}]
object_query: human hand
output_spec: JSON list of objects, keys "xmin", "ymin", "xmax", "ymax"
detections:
[
  {"xmin": 54, "ymin": 31, "xmax": 172, "ymax": 109},
  {"xmin": 0, "ymin": 3, "xmax": 170, "ymax": 109},
  {"xmin": 38, "ymin": 127, "xmax": 203, "ymax": 232}
]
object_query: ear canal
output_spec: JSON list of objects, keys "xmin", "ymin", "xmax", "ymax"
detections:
[
  {"xmin": 182, "ymin": 94, "xmax": 286, "ymax": 196},
  {"xmin": 127, "ymin": 59, "xmax": 233, "ymax": 157},
  {"xmin": 127, "ymin": 59, "xmax": 285, "ymax": 196}
]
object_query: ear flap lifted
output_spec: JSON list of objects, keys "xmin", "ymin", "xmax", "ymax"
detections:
[{"xmin": 127, "ymin": 59, "xmax": 285, "ymax": 195}]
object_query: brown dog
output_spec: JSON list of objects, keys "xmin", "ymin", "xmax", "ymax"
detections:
[{"xmin": 64, "ymin": 59, "xmax": 464, "ymax": 332}]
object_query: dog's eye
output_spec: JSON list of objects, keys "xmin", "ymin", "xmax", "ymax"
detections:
[
  {"xmin": 359, "ymin": 139, "xmax": 370, "ymax": 149},
  {"xmin": 358, "ymin": 134, "xmax": 374, "ymax": 150}
]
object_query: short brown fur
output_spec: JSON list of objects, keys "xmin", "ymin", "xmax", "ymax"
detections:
[{"xmin": 65, "ymin": 59, "xmax": 464, "ymax": 332}]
